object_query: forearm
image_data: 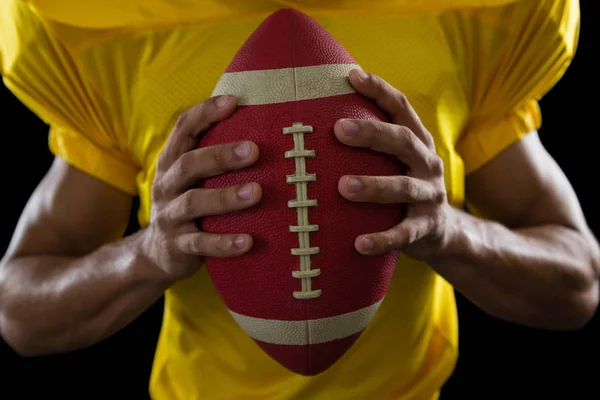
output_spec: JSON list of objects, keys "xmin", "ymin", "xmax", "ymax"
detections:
[
  {"xmin": 431, "ymin": 207, "xmax": 600, "ymax": 330},
  {"xmin": 0, "ymin": 229, "xmax": 172, "ymax": 356}
]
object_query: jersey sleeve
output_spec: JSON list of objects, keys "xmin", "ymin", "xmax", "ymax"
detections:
[
  {"xmin": 455, "ymin": 0, "xmax": 580, "ymax": 175},
  {"xmin": 0, "ymin": 0, "xmax": 139, "ymax": 194}
]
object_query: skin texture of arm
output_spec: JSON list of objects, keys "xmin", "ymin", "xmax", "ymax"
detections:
[
  {"xmin": 436, "ymin": 131, "xmax": 600, "ymax": 330},
  {"xmin": 0, "ymin": 158, "xmax": 170, "ymax": 356},
  {"xmin": 336, "ymin": 70, "xmax": 599, "ymax": 331},
  {"xmin": 0, "ymin": 95, "xmax": 261, "ymax": 357}
]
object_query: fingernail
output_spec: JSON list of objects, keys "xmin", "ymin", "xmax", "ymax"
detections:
[
  {"xmin": 236, "ymin": 184, "xmax": 254, "ymax": 200},
  {"xmin": 215, "ymin": 95, "xmax": 230, "ymax": 107},
  {"xmin": 347, "ymin": 177, "xmax": 363, "ymax": 193},
  {"xmin": 361, "ymin": 237, "xmax": 374, "ymax": 251},
  {"xmin": 234, "ymin": 236, "xmax": 247, "ymax": 249},
  {"xmin": 357, "ymin": 70, "xmax": 369, "ymax": 82},
  {"xmin": 234, "ymin": 142, "xmax": 251, "ymax": 159},
  {"xmin": 341, "ymin": 119, "xmax": 359, "ymax": 136}
]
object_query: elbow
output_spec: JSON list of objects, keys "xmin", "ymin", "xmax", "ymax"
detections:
[
  {"xmin": 0, "ymin": 265, "xmax": 51, "ymax": 357},
  {"xmin": 0, "ymin": 314, "xmax": 88, "ymax": 357},
  {"xmin": 559, "ymin": 232, "xmax": 600, "ymax": 331},
  {"xmin": 0, "ymin": 313, "xmax": 80, "ymax": 357},
  {"xmin": 539, "ymin": 252, "xmax": 600, "ymax": 331},
  {"xmin": 560, "ymin": 256, "xmax": 600, "ymax": 331},
  {"xmin": 0, "ymin": 293, "xmax": 74, "ymax": 357},
  {"xmin": 0, "ymin": 258, "xmax": 82, "ymax": 357},
  {"xmin": 0, "ymin": 313, "xmax": 51, "ymax": 357},
  {"xmin": 548, "ymin": 276, "xmax": 599, "ymax": 332},
  {"xmin": 511, "ymin": 270, "xmax": 599, "ymax": 332},
  {"xmin": 560, "ymin": 280, "xmax": 599, "ymax": 331}
]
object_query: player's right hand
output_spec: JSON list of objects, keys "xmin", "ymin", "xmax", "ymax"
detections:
[{"xmin": 141, "ymin": 95, "xmax": 261, "ymax": 281}]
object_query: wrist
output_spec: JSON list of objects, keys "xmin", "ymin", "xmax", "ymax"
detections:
[
  {"xmin": 422, "ymin": 205, "xmax": 469, "ymax": 266},
  {"xmin": 130, "ymin": 228, "xmax": 177, "ymax": 287}
]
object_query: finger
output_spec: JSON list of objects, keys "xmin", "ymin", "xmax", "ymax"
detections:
[
  {"xmin": 355, "ymin": 215, "xmax": 434, "ymax": 255},
  {"xmin": 334, "ymin": 118, "xmax": 439, "ymax": 173},
  {"xmin": 157, "ymin": 95, "xmax": 237, "ymax": 172},
  {"xmin": 348, "ymin": 69, "xmax": 434, "ymax": 150},
  {"xmin": 160, "ymin": 141, "xmax": 259, "ymax": 195},
  {"xmin": 176, "ymin": 232, "xmax": 253, "ymax": 257},
  {"xmin": 162, "ymin": 183, "xmax": 262, "ymax": 224},
  {"xmin": 339, "ymin": 175, "xmax": 444, "ymax": 204}
]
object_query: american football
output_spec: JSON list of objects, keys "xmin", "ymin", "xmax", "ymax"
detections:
[{"xmin": 199, "ymin": 8, "xmax": 404, "ymax": 376}]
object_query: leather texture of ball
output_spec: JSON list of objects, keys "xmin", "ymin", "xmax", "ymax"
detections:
[{"xmin": 199, "ymin": 8, "xmax": 404, "ymax": 376}]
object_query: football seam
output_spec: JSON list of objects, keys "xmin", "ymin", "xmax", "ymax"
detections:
[{"xmin": 283, "ymin": 122, "xmax": 321, "ymax": 300}]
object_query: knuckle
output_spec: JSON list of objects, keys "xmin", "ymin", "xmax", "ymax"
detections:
[
  {"xmin": 391, "ymin": 125, "xmax": 415, "ymax": 150},
  {"xmin": 180, "ymin": 190, "xmax": 196, "ymax": 216},
  {"xmin": 395, "ymin": 91, "xmax": 410, "ymax": 109},
  {"xmin": 404, "ymin": 178, "xmax": 420, "ymax": 200},
  {"xmin": 434, "ymin": 187, "xmax": 448, "ymax": 204},
  {"xmin": 173, "ymin": 152, "xmax": 193, "ymax": 179},
  {"xmin": 214, "ymin": 234, "xmax": 232, "ymax": 252},
  {"xmin": 389, "ymin": 124, "xmax": 401, "ymax": 139},
  {"xmin": 194, "ymin": 101, "xmax": 211, "ymax": 120},
  {"xmin": 211, "ymin": 145, "xmax": 229, "ymax": 167},
  {"xmin": 155, "ymin": 153, "xmax": 168, "ymax": 172},
  {"xmin": 173, "ymin": 111, "xmax": 190, "ymax": 132},
  {"xmin": 372, "ymin": 177, "xmax": 387, "ymax": 198},
  {"xmin": 404, "ymin": 225, "xmax": 418, "ymax": 244},
  {"xmin": 177, "ymin": 102, "xmax": 209, "ymax": 130},
  {"xmin": 429, "ymin": 154, "xmax": 444, "ymax": 176},
  {"xmin": 154, "ymin": 210, "xmax": 171, "ymax": 231},
  {"xmin": 391, "ymin": 125, "xmax": 408, "ymax": 144},
  {"xmin": 371, "ymin": 120, "xmax": 384, "ymax": 139},
  {"xmin": 382, "ymin": 232, "xmax": 396, "ymax": 250},
  {"xmin": 151, "ymin": 180, "xmax": 165, "ymax": 201},
  {"xmin": 402, "ymin": 128, "xmax": 419, "ymax": 150},
  {"xmin": 190, "ymin": 235, "xmax": 206, "ymax": 255},
  {"xmin": 217, "ymin": 188, "xmax": 231, "ymax": 208}
]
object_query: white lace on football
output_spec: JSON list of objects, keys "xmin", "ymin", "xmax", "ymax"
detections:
[{"xmin": 284, "ymin": 122, "xmax": 321, "ymax": 300}]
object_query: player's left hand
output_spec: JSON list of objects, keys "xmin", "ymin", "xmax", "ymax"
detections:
[{"xmin": 334, "ymin": 69, "xmax": 455, "ymax": 261}]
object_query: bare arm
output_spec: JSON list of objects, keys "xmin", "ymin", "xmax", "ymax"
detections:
[
  {"xmin": 0, "ymin": 158, "xmax": 168, "ymax": 356},
  {"xmin": 336, "ymin": 70, "xmax": 599, "ymax": 331},
  {"xmin": 432, "ymin": 132, "xmax": 600, "ymax": 330},
  {"xmin": 0, "ymin": 95, "xmax": 261, "ymax": 356}
]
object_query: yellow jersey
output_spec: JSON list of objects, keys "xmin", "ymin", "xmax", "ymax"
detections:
[{"xmin": 0, "ymin": 1, "xmax": 578, "ymax": 398}]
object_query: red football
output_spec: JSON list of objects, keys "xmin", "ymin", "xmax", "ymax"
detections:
[{"xmin": 199, "ymin": 8, "xmax": 404, "ymax": 376}]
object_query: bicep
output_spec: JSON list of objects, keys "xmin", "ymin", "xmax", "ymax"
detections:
[
  {"xmin": 4, "ymin": 157, "xmax": 133, "ymax": 259},
  {"xmin": 465, "ymin": 131, "xmax": 588, "ymax": 232}
]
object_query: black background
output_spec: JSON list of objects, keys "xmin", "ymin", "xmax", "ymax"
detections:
[{"xmin": 0, "ymin": 4, "xmax": 597, "ymax": 399}]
